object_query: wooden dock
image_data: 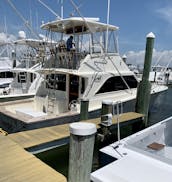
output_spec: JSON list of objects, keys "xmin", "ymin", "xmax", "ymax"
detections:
[
  {"xmin": 0, "ymin": 112, "xmax": 143, "ymax": 181},
  {"xmin": 0, "ymin": 135, "xmax": 66, "ymax": 182},
  {"xmin": 9, "ymin": 112, "xmax": 144, "ymax": 151}
]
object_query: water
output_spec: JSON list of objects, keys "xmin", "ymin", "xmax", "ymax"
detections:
[
  {"xmin": 148, "ymin": 86, "xmax": 172, "ymax": 125},
  {"xmin": 36, "ymin": 86, "xmax": 172, "ymax": 177}
]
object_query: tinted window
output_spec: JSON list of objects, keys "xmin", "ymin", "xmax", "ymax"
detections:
[
  {"xmin": 46, "ymin": 74, "xmax": 66, "ymax": 91},
  {"xmin": 0, "ymin": 71, "xmax": 13, "ymax": 78},
  {"xmin": 97, "ymin": 76, "xmax": 138, "ymax": 94}
]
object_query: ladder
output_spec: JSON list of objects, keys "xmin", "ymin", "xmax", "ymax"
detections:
[
  {"xmin": 18, "ymin": 72, "xmax": 27, "ymax": 93},
  {"xmin": 47, "ymin": 75, "xmax": 56, "ymax": 114},
  {"xmin": 47, "ymin": 96, "xmax": 56, "ymax": 114}
]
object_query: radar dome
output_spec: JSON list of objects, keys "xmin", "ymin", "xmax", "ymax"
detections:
[{"xmin": 18, "ymin": 31, "xmax": 26, "ymax": 39}]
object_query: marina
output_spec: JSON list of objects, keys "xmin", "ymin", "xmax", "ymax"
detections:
[
  {"xmin": 0, "ymin": 17, "xmax": 167, "ymax": 133},
  {"xmin": 0, "ymin": 0, "xmax": 172, "ymax": 182}
]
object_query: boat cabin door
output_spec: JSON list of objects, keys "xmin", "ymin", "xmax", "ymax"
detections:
[{"xmin": 69, "ymin": 75, "xmax": 79, "ymax": 104}]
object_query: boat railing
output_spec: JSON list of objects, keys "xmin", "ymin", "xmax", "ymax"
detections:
[{"xmin": 45, "ymin": 50, "xmax": 87, "ymax": 70}]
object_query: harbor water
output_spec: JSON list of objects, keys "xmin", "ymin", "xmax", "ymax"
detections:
[{"xmin": 36, "ymin": 86, "xmax": 172, "ymax": 177}]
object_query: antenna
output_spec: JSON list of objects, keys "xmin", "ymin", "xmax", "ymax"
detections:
[
  {"xmin": 38, "ymin": 0, "xmax": 61, "ymax": 19},
  {"xmin": 4, "ymin": 16, "xmax": 10, "ymax": 58},
  {"xmin": 61, "ymin": 0, "xmax": 63, "ymax": 19},
  {"xmin": 7, "ymin": 0, "xmax": 40, "ymax": 39},
  {"xmin": 105, "ymin": 0, "xmax": 110, "ymax": 53},
  {"xmin": 4, "ymin": 16, "xmax": 7, "ymax": 34},
  {"xmin": 29, "ymin": 6, "xmax": 32, "ymax": 28},
  {"xmin": 36, "ymin": 11, "xmax": 39, "ymax": 34}
]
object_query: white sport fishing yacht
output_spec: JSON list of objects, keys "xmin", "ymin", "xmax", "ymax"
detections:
[
  {"xmin": 0, "ymin": 17, "xmax": 167, "ymax": 131},
  {"xmin": 34, "ymin": 17, "xmax": 167, "ymax": 115}
]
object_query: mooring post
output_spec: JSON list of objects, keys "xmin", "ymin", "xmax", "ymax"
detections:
[
  {"xmin": 101, "ymin": 100, "xmax": 113, "ymax": 120},
  {"xmin": 68, "ymin": 122, "xmax": 97, "ymax": 182},
  {"xmin": 135, "ymin": 32, "xmax": 155, "ymax": 127},
  {"xmin": 80, "ymin": 99, "xmax": 89, "ymax": 121}
]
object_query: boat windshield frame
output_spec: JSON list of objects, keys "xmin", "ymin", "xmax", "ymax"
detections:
[{"xmin": 41, "ymin": 17, "xmax": 119, "ymax": 55}]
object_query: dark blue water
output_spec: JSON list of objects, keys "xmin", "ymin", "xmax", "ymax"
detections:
[
  {"xmin": 148, "ymin": 86, "xmax": 172, "ymax": 125},
  {"xmin": 36, "ymin": 86, "xmax": 172, "ymax": 177}
]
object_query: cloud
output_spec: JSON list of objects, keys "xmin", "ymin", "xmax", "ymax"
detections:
[
  {"xmin": 0, "ymin": 32, "xmax": 16, "ymax": 44},
  {"xmin": 125, "ymin": 49, "xmax": 172, "ymax": 67},
  {"xmin": 156, "ymin": 7, "xmax": 172, "ymax": 24}
]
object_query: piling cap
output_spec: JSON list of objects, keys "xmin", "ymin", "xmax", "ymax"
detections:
[
  {"xmin": 69, "ymin": 122, "xmax": 97, "ymax": 136},
  {"xmin": 146, "ymin": 32, "xmax": 155, "ymax": 38}
]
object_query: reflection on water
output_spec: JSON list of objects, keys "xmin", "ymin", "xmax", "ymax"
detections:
[
  {"xmin": 36, "ymin": 86, "xmax": 172, "ymax": 177},
  {"xmin": 148, "ymin": 86, "xmax": 172, "ymax": 125},
  {"xmin": 36, "ymin": 145, "xmax": 69, "ymax": 177}
]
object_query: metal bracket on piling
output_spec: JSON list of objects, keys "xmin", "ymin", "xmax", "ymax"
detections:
[{"xmin": 113, "ymin": 101, "xmax": 123, "ymax": 144}]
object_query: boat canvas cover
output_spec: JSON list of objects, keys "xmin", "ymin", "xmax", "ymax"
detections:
[{"xmin": 41, "ymin": 17, "xmax": 119, "ymax": 34}]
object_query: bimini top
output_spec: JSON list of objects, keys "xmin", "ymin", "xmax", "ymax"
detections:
[{"xmin": 41, "ymin": 17, "xmax": 119, "ymax": 34}]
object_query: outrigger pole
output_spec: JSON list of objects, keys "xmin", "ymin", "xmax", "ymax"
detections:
[
  {"xmin": 7, "ymin": 0, "xmax": 40, "ymax": 39},
  {"xmin": 105, "ymin": 0, "xmax": 110, "ymax": 53},
  {"xmin": 38, "ymin": 0, "xmax": 61, "ymax": 19}
]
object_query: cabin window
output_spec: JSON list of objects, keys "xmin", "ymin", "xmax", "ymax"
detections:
[
  {"xmin": 96, "ymin": 76, "xmax": 138, "ymax": 94},
  {"xmin": 30, "ymin": 73, "xmax": 36, "ymax": 82},
  {"xmin": 81, "ymin": 77, "xmax": 85, "ymax": 94},
  {"xmin": 18, "ymin": 72, "xmax": 27, "ymax": 83},
  {"xmin": 0, "ymin": 71, "xmax": 13, "ymax": 78},
  {"xmin": 46, "ymin": 74, "xmax": 66, "ymax": 91}
]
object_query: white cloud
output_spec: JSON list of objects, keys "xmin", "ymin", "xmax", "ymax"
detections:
[
  {"xmin": 156, "ymin": 7, "xmax": 172, "ymax": 24},
  {"xmin": 125, "ymin": 49, "xmax": 172, "ymax": 67},
  {"xmin": 0, "ymin": 32, "xmax": 16, "ymax": 44}
]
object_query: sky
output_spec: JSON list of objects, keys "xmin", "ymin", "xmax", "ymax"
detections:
[{"xmin": 1, "ymin": 0, "xmax": 172, "ymax": 66}]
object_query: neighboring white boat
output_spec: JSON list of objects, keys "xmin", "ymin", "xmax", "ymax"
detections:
[
  {"xmin": 0, "ymin": 57, "xmax": 14, "ymax": 95},
  {"xmin": 149, "ymin": 65, "xmax": 171, "ymax": 84},
  {"xmin": 0, "ymin": 38, "xmax": 56, "ymax": 97},
  {"xmin": 91, "ymin": 116, "xmax": 172, "ymax": 182},
  {"xmin": 0, "ymin": 17, "xmax": 167, "ymax": 128},
  {"xmin": 0, "ymin": 42, "xmax": 15, "ymax": 95}
]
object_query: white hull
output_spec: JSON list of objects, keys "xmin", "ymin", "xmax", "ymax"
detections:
[{"xmin": 91, "ymin": 116, "xmax": 172, "ymax": 182}]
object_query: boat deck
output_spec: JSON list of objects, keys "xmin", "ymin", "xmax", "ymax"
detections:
[
  {"xmin": 8, "ymin": 112, "xmax": 143, "ymax": 151},
  {"xmin": 91, "ymin": 152, "xmax": 172, "ymax": 182},
  {"xmin": 0, "ymin": 135, "xmax": 66, "ymax": 182}
]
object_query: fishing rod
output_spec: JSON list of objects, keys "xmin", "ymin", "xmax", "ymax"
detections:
[{"xmin": 38, "ymin": 0, "xmax": 61, "ymax": 19}]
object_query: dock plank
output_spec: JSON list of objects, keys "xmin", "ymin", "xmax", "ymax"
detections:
[
  {"xmin": 9, "ymin": 112, "xmax": 143, "ymax": 149},
  {"xmin": 0, "ymin": 135, "xmax": 66, "ymax": 182}
]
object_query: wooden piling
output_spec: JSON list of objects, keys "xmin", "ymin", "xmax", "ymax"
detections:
[
  {"xmin": 68, "ymin": 122, "xmax": 97, "ymax": 182},
  {"xmin": 80, "ymin": 99, "xmax": 89, "ymax": 121},
  {"xmin": 135, "ymin": 32, "xmax": 155, "ymax": 127}
]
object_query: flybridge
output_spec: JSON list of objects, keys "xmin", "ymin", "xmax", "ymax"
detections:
[{"xmin": 41, "ymin": 17, "xmax": 119, "ymax": 34}]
